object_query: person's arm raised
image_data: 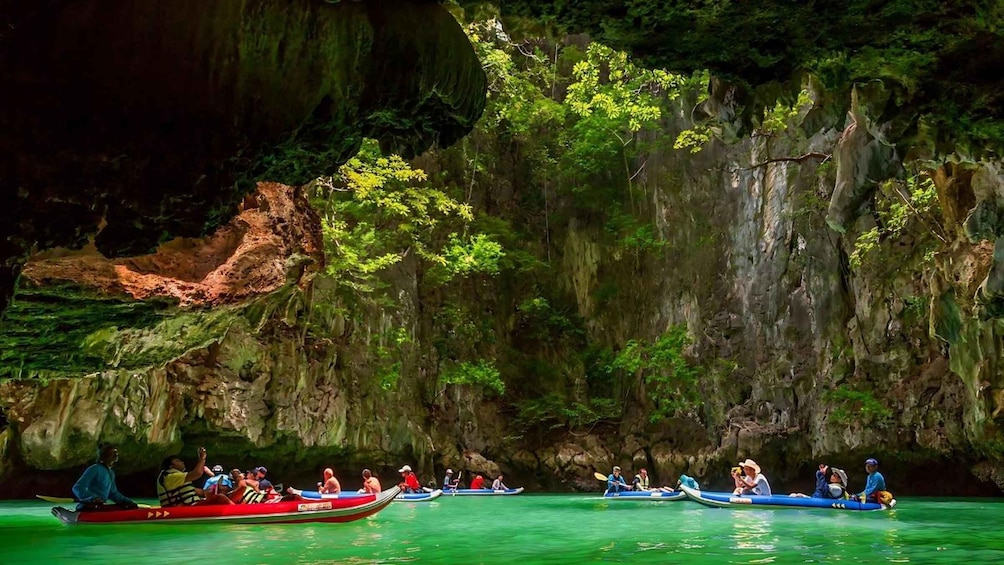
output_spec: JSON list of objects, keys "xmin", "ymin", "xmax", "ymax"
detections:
[{"xmin": 184, "ymin": 447, "xmax": 208, "ymax": 483}]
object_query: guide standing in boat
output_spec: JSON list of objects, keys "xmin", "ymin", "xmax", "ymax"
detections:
[
  {"xmin": 72, "ymin": 444, "xmax": 138, "ymax": 511},
  {"xmin": 606, "ymin": 466, "xmax": 630, "ymax": 493},
  {"xmin": 732, "ymin": 459, "xmax": 771, "ymax": 496}
]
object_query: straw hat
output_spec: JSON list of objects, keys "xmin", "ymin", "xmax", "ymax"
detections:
[{"xmin": 738, "ymin": 459, "xmax": 761, "ymax": 475}]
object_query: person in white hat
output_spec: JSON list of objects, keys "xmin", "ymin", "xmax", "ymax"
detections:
[
  {"xmin": 731, "ymin": 458, "xmax": 771, "ymax": 496},
  {"xmin": 398, "ymin": 465, "xmax": 422, "ymax": 493},
  {"xmin": 442, "ymin": 468, "xmax": 460, "ymax": 491}
]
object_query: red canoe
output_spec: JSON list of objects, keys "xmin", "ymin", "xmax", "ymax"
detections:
[{"xmin": 51, "ymin": 486, "xmax": 401, "ymax": 525}]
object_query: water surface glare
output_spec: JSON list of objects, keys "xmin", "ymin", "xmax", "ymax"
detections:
[{"xmin": 1, "ymin": 495, "xmax": 1002, "ymax": 563}]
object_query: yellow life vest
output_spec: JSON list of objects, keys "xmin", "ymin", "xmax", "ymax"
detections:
[
  {"xmin": 157, "ymin": 469, "xmax": 200, "ymax": 507},
  {"xmin": 634, "ymin": 474, "xmax": 649, "ymax": 490},
  {"xmin": 239, "ymin": 487, "xmax": 266, "ymax": 504}
]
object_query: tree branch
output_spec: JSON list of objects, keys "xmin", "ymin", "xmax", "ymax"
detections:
[{"xmin": 745, "ymin": 152, "xmax": 831, "ymax": 170}]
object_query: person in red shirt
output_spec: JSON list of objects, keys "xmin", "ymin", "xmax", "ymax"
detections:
[
  {"xmin": 469, "ymin": 474, "xmax": 486, "ymax": 490},
  {"xmin": 398, "ymin": 465, "xmax": 422, "ymax": 493}
]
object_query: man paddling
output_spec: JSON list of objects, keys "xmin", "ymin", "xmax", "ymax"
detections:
[
  {"xmin": 606, "ymin": 466, "xmax": 629, "ymax": 494},
  {"xmin": 72, "ymin": 444, "xmax": 138, "ymax": 511}
]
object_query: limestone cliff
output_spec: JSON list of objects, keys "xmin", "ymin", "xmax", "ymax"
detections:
[{"xmin": 0, "ymin": 0, "xmax": 486, "ymax": 312}]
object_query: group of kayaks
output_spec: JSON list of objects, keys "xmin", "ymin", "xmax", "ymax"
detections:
[
  {"xmin": 604, "ymin": 484, "xmax": 896, "ymax": 511},
  {"xmin": 44, "ymin": 485, "xmax": 526, "ymax": 526},
  {"xmin": 43, "ymin": 478, "xmax": 894, "ymax": 526}
]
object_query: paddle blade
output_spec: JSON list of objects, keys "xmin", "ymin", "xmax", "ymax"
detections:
[
  {"xmin": 37, "ymin": 495, "xmax": 74, "ymax": 504},
  {"xmin": 593, "ymin": 472, "xmax": 608, "ymax": 481}
]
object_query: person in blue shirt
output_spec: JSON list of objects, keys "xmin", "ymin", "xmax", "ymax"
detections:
[
  {"xmin": 203, "ymin": 465, "xmax": 233, "ymax": 495},
  {"xmin": 606, "ymin": 466, "xmax": 629, "ymax": 493},
  {"xmin": 442, "ymin": 469, "xmax": 459, "ymax": 490},
  {"xmin": 72, "ymin": 444, "xmax": 138, "ymax": 511},
  {"xmin": 857, "ymin": 458, "xmax": 886, "ymax": 503}
]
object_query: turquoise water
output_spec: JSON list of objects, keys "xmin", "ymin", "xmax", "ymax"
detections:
[{"xmin": 2, "ymin": 496, "xmax": 1003, "ymax": 563}]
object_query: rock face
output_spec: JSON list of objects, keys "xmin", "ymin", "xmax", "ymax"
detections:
[
  {"xmin": 4, "ymin": 90, "xmax": 1004, "ymax": 497},
  {"xmin": 0, "ymin": 0, "xmax": 486, "ymax": 312}
]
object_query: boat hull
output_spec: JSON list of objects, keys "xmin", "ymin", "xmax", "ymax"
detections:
[
  {"xmin": 441, "ymin": 487, "xmax": 524, "ymax": 496},
  {"xmin": 291, "ymin": 488, "xmax": 443, "ymax": 502},
  {"xmin": 602, "ymin": 490, "xmax": 685, "ymax": 500},
  {"xmin": 52, "ymin": 487, "xmax": 401, "ymax": 525},
  {"xmin": 679, "ymin": 485, "xmax": 895, "ymax": 511}
]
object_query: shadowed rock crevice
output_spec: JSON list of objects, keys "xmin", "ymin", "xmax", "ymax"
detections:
[{"xmin": 0, "ymin": 0, "xmax": 486, "ymax": 312}]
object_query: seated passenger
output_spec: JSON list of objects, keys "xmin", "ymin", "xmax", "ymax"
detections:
[
  {"xmin": 255, "ymin": 466, "xmax": 274, "ymax": 492},
  {"xmin": 732, "ymin": 459, "xmax": 771, "ymax": 496},
  {"xmin": 632, "ymin": 468, "xmax": 651, "ymax": 491},
  {"xmin": 398, "ymin": 465, "xmax": 423, "ymax": 493},
  {"xmin": 203, "ymin": 465, "xmax": 233, "ymax": 496},
  {"xmin": 469, "ymin": 474, "xmax": 486, "ymax": 490},
  {"xmin": 157, "ymin": 448, "xmax": 233, "ymax": 507},
  {"xmin": 228, "ymin": 468, "xmax": 267, "ymax": 504},
  {"xmin": 359, "ymin": 469, "xmax": 382, "ymax": 494},
  {"xmin": 492, "ymin": 473, "xmax": 509, "ymax": 491},
  {"xmin": 824, "ymin": 467, "xmax": 849, "ymax": 499},
  {"xmin": 442, "ymin": 469, "xmax": 460, "ymax": 490},
  {"xmin": 318, "ymin": 468, "xmax": 341, "ymax": 494}
]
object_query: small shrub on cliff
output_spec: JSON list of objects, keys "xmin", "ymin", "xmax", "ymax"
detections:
[
  {"xmin": 607, "ymin": 325, "xmax": 702, "ymax": 422},
  {"xmin": 439, "ymin": 359, "xmax": 505, "ymax": 396},
  {"xmin": 825, "ymin": 385, "xmax": 893, "ymax": 427}
]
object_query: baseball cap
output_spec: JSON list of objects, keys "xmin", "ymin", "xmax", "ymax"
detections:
[
  {"xmin": 398, "ymin": 465, "xmax": 412, "ymax": 473},
  {"xmin": 446, "ymin": 469, "xmax": 453, "ymax": 474},
  {"xmin": 864, "ymin": 458, "xmax": 878, "ymax": 466},
  {"xmin": 256, "ymin": 466, "xmax": 268, "ymax": 474}
]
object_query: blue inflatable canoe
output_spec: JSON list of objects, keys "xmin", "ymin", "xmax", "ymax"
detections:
[
  {"xmin": 441, "ymin": 487, "xmax": 524, "ymax": 496},
  {"xmin": 602, "ymin": 490, "xmax": 685, "ymax": 500},
  {"xmin": 289, "ymin": 487, "xmax": 444, "ymax": 502},
  {"xmin": 678, "ymin": 485, "xmax": 895, "ymax": 511}
]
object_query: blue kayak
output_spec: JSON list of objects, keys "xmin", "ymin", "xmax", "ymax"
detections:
[
  {"xmin": 602, "ymin": 490, "xmax": 685, "ymax": 501},
  {"xmin": 678, "ymin": 485, "xmax": 895, "ymax": 511},
  {"xmin": 290, "ymin": 487, "xmax": 444, "ymax": 502},
  {"xmin": 441, "ymin": 487, "xmax": 524, "ymax": 496}
]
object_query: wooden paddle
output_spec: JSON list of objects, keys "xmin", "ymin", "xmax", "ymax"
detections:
[{"xmin": 37, "ymin": 495, "xmax": 152, "ymax": 509}]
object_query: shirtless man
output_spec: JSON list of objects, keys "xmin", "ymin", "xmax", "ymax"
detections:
[{"xmin": 318, "ymin": 468, "xmax": 341, "ymax": 494}]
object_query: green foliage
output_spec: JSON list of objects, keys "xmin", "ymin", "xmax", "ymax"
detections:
[
  {"xmin": 850, "ymin": 172, "xmax": 943, "ymax": 270},
  {"xmin": 310, "ymin": 139, "xmax": 476, "ymax": 296},
  {"xmin": 607, "ymin": 326, "xmax": 702, "ymax": 422},
  {"xmin": 825, "ymin": 385, "xmax": 893, "ymax": 427},
  {"xmin": 516, "ymin": 297, "xmax": 583, "ymax": 341},
  {"xmin": 513, "ymin": 393, "xmax": 619, "ymax": 430},
  {"xmin": 439, "ymin": 359, "xmax": 505, "ymax": 395},
  {"xmin": 442, "ymin": 233, "xmax": 505, "ymax": 277},
  {"xmin": 674, "ymin": 125, "xmax": 711, "ymax": 154},
  {"xmin": 759, "ymin": 89, "xmax": 814, "ymax": 134},
  {"xmin": 603, "ymin": 206, "xmax": 666, "ymax": 255}
]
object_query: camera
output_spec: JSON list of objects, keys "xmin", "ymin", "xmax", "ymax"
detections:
[{"xmin": 731, "ymin": 466, "xmax": 742, "ymax": 475}]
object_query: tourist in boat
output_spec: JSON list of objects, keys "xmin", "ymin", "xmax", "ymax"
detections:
[
  {"xmin": 632, "ymin": 468, "xmax": 651, "ymax": 491},
  {"xmin": 228, "ymin": 468, "xmax": 267, "ymax": 504},
  {"xmin": 732, "ymin": 459, "xmax": 771, "ymax": 496},
  {"xmin": 72, "ymin": 444, "xmax": 138, "ymax": 511},
  {"xmin": 677, "ymin": 474, "xmax": 699, "ymax": 490},
  {"xmin": 398, "ymin": 465, "xmax": 423, "ymax": 493},
  {"xmin": 606, "ymin": 466, "xmax": 629, "ymax": 493},
  {"xmin": 469, "ymin": 474, "xmax": 486, "ymax": 489},
  {"xmin": 857, "ymin": 458, "xmax": 886, "ymax": 503},
  {"xmin": 203, "ymin": 465, "xmax": 233, "ymax": 496},
  {"xmin": 442, "ymin": 469, "xmax": 460, "ymax": 490},
  {"xmin": 318, "ymin": 468, "xmax": 341, "ymax": 494},
  {"xmin": 824, "ymin": 467, "xmax": 849, "ymax": 499},
  {"xmin": 255, "ymin": 466, "xmax": 274, "ymax": 492},
  {"xmin": 359, "ymin": 469, "xmax": 382, "ymax": 493},
  {"xmin": 157, "ymin": 447, "xmax": 233, "ymax": 506},
  {"xmin": 492, "ymin": 473, "xmax": 509, "ymax": 491}
]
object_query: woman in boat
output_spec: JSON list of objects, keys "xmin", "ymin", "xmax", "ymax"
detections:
[
  {"xmin": 732, "ymin": 459, "xmax": 771, "ymax": 496},
  {"xmin": 823, "ymin": 467, "xmax": 849, "ymax": 499}
]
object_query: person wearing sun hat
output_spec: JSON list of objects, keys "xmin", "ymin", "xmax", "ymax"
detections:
[
  {"xmin": 731, "ymin": 458, "xmax": 772, "ymax": 496},
  {"xmin": 857, "ymin": 458, "xmax": 886, "ymax": 503},
  {"xmin": 398, "ymin": 464, "xmax": 422, "ymax": 493},
  {"xmin": 825, "ymin": 467, "xmax": 849, "ymax": 499}
]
